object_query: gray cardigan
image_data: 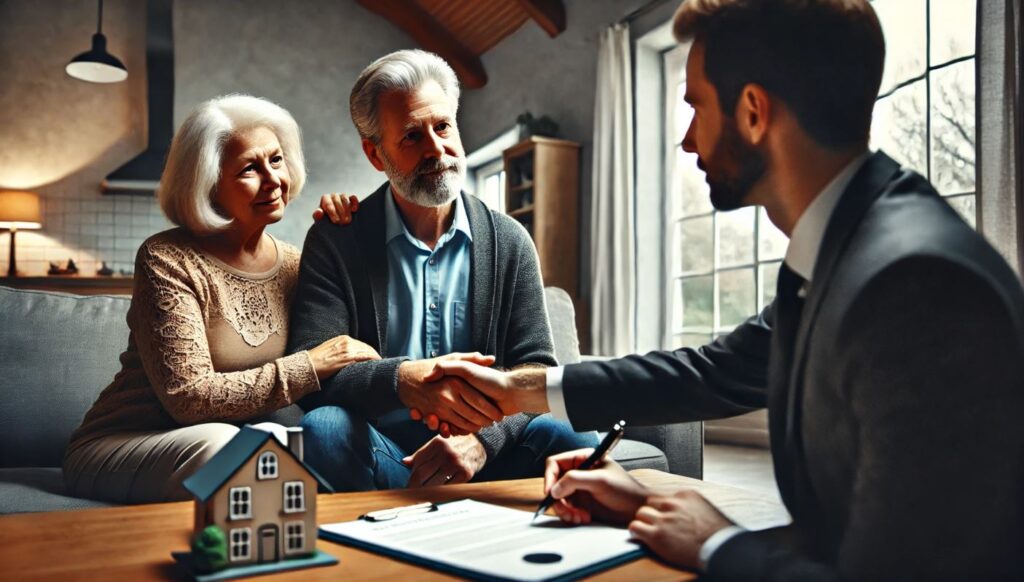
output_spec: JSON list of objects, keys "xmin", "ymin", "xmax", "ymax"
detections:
[{"xmin": 287, "ymin": 184, "xmax": 557, "ymax": 459}]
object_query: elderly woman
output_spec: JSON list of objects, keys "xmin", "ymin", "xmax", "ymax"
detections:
[{"xmin": 63, "ymin": 95, "xmax": 373, "ymax": 503}]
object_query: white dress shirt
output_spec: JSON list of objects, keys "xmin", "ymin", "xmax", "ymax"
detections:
[{"xmin": 544, "ymin": 151, "xmax": 870, "ymax": 570}]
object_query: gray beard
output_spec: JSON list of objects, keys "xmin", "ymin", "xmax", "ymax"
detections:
[{"xmin": 383, "ymin": 153, "xmax": 466, "ymax": 208}]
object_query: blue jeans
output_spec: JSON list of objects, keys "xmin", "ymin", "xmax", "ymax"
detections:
[{"xmin": 300, "ymin": 406, "xmax": 598, "ymax": 492}]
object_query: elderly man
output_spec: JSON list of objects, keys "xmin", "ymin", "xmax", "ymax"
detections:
[{"xmin": 288, "ymin": 49, "xmax": 596, "ymax": 492}]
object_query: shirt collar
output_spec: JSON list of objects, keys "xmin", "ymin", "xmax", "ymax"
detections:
[
  {"xmin": 384, "ymin": 185, "xmax": 472, "ymax": 247},
  {"xmin": 783, "ymin": 152, "xmax": 870, "ymax": 282}
]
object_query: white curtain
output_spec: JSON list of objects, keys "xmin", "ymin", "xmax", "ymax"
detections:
[
  {"xmin": 977, "ymin": 0, "xmax": 1024, "ymax": 274},
  {"xmin": 590, "ymin": 23, "xmax": 636, "ymax": 357}
]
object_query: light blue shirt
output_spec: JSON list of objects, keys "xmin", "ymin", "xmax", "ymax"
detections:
[{"xmin": 383, "ymin": 187, "xmax": 473, "ymax": 361}]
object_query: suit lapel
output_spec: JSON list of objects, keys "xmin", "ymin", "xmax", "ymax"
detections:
[
  {"xmin": 359, "ymin": 184, "xmax": 391, "ymax": 351},
  {"xmin": 464, "ymin": 193, "xmax": 496, "ymax": 354},
  {"xmin": 776, "ymin": 152, "xmax": 902, "ymax": 517}
]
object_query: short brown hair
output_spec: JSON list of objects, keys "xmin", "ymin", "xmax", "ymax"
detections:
[{"xmin": 674, "ymin": 0, "xmax": 884, "ymax": 149}]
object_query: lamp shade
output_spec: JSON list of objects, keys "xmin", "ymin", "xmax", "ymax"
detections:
[
  {"xmin": 66, "ymin": 32, "xmax": 128, "ymax": 83},
  {"xmin": 0, "ymin": 190, "xmax": 43, "ymax": 229}
]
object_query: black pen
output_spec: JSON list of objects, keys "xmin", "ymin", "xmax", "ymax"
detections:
[{"xmin": 532, "ymin": 420, "xmax": 626, "ymax": 522}]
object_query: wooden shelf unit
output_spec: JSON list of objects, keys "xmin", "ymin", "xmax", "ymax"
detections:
[{"xmin": 502, "ymin": 136, "xmax": 585, "ymax": 349}]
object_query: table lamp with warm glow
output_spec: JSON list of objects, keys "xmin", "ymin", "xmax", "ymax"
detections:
[{"xmin": 0, "ymin": 190, "xmax": 43, "ymax": 277}]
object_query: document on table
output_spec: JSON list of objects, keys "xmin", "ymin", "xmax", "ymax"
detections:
[{"xmin": 319, "ymin": 499, "xmax": 644, "ymax": 581}]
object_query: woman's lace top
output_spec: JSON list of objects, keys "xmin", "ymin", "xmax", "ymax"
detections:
[{"xmin": 68, "ymin": 228, "xmax": 319, "ymax": 450}]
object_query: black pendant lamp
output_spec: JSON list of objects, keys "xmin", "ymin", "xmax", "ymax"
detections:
[{"xmin": 66, "ymin": 0, "xmax": 128, "ymax": 83}]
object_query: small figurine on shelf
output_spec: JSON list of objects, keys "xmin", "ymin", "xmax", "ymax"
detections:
[
  {"xmin": 47, "ymin": 258, "xmax": 79, "ymax": 275},
  {"xmin": 172, "ymin": 426, "xmax": 337, "ymax": 580},
  {"xmin": 97, "ymin": 262, "xmax": 114, "ymax": 276},
  {"xmin": 516, "ymin": 111, "xmax": 559, "ymax": 139}
]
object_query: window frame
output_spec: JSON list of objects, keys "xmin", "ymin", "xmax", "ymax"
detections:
[
  {"xmin": 228, "ymin": 486, "xmax": 252, "ymax": 521},
  {"xmin": 282, "ymin": 481, "xmax": 305, "ymax": 514},
  {"xmin": 257, "ymin": 451, "xmax": 278, "ymax": 480},
  {"xmin": 228, "ymin": 527, "xmax": 252, "ymax": 562},
  {"xmin": 284, "ymin": 521, "xmax": 306, "ymax": 556}
]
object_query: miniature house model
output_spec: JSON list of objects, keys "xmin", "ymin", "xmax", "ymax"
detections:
[{"xmin": 182, "ymin": 426, "xmax": 331, "ymax": 566}]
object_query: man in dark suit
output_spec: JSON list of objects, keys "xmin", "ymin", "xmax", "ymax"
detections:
[{"xmin": 426, "ymin": 0, "xmax": 1024, "ymax": 578}]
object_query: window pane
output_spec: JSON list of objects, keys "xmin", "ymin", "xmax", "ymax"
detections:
[
  {"xmin": 717, "ymin": 207, "xmax": 755, "ymax": 268},
  {"xmin": 930, "ymin": 60, "xmax": 975, "ymax": 195},
  {"xmin": 873, "ymin": 0, "xmax": 927, "ymax": 93},
  {"xmin": 757, "ymin": 208, "xmax": 787, "ymax": 261},
  {"xmin": 681, "ymin": 275, "xmax": 714, "ymax": 329},
  {"xmin": 871, "ymin": 80, "xmax": 927, "ymax": 176},
  {"xmin": 945, "ymin": 194, "xmax": 976, "ymax": 228},
  {"xmin": 717, "ymin": 268, "xmax": 755, "ymax": 329},
  {"xmin": 675, "ymin": 147, "xmax": 713, "ymax": 217},
  {"xmin": 673, "ymin": 333, "xmax": 712, "ymax": 349},
  {"xmin": 678, "ymin": 216, "xmax": 713, "ymax": 274},
  {"xmin": 930, "ymin": 0, "xmax": 976, "ymax": 64},
  {"xmin": 671, "ymin": 278, "xmax": 683, "ymax": 332},
  {"xmin": 760, "ymin": 261, "xmax": 781, "ymax": 309}
]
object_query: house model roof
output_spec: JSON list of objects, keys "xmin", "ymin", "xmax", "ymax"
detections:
[{"xmin": 182, "ymin": 425, "xmax": 333, "ymax": 502}]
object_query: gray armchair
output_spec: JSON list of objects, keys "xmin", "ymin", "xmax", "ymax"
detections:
[{"xmin": 544, "ymin": 287, "xmax": 703, "ymax": 478}]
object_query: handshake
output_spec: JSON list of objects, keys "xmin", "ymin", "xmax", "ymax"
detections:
[{"xmin": 395, "ymin": 352, "xmax": 550, "ymax": 436}]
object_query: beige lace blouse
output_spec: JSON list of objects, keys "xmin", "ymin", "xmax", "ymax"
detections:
[{"xmin": 67, "ymin": 228, "xmax": 320, "ymax": 451}]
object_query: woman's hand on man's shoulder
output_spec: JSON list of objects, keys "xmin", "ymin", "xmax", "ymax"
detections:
[{"xmin": 312, "ymin": 192, "xmax": 359, "ymax": 225}]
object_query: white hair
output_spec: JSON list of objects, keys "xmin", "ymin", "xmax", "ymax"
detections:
[
  {"xmin": 158, "ymin": 94, "xmax": 306, "ymax": 235},
  {"xmin": 350, "ymin": 49, "xmax": 460, "ymax": 143}
]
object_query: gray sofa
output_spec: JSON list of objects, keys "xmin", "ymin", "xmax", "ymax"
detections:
[{"xmin": 0, "ymin": 285, "xmax": 701, "ymax": 514}]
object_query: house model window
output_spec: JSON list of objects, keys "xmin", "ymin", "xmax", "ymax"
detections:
[
  {"xmin": 284, "ymin": 521, "xmax": 305, "ymax": 556},
  {"xmin": 257, "ymin": 451, "xmax": 278, "ymax": 480},
  {"xmin": 229, "ymin": 486, "xmax": 252, "ymax": 520},
  {"xmin": 229, "ymin": 527, "xmax": 252, "ymax": 562},
  {"xmin": 283, "ymin": 481, "xmax": 305, "ymax": 513}
]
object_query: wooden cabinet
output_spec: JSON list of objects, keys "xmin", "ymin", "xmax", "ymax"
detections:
[{"xmin": 502, "ymin": 137, "xmax": 586, "ymax": 349}]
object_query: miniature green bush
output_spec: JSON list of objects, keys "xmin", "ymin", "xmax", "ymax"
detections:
[{"xmin": 191, "ymin": 525, "xmax": 228, "ymax": 573}]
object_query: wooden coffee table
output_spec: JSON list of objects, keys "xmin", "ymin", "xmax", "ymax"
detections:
[{"xmin": 0, "ymin": 469, "xmax": 788, "ymax": 580}]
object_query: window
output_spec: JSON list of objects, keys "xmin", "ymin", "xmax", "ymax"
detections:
[
  {"xmin": 228, "ymin": 527, "xmax": 251, "ymax": 562},
  {"xmin": 284, "ymin": 521, "xmax": 306, "ymax": 555},
  {"xmin": 661, "ymin": 1, "xmax": 977, "ymax": 349},
  {"xmin": 870, "ymin": 0, "xmax": 977, "ymax": 226},
  {"xmin": 283, "ymin": 481, "xmax": 305, "ymax": 513},
  {"xmin": 257, "ymin": 451, "xmax": 278, "ymax": 480},
  {"xmin": 466, "ymin": 126, "xmax": 519, "ymax": 212},
  {"xmin": 228, "ymin": 486, "xmax": 252, "ymax": 520},
  {"xmin": 473, "ymin": 158, "xmax": 506, "ymax": 212}
]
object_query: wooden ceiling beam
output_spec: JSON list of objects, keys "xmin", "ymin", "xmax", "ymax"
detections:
[
  {"xmin": 356, "ymin": 0, "xmax": 488, "ymax": 89},
  {"xmin": 516, "ymin": 0, "xmax": 566, "ymax": 38}
]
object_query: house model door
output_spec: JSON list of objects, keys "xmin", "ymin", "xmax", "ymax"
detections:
[{"xmin": 258, "ymin": 524, "xmax": 279, "ymax": 563}]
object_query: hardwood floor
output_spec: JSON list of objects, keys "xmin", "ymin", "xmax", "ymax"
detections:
[{"xmin": 703, "ymin": 443, "xmax": 780, "ymax": 502}]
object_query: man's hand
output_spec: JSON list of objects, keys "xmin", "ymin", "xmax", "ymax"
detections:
[
  {"xmin": 416, "ymin": 363, "xmax": 549, "ymax": 435},
  {"xmin": 543, "ymin": 450, "xmax": 650, "ymax": 527},
  {"xmin": 628, "ymin": 490, "xmax": 735, "ymax": 570},
  {"xmin": 312, "ymin": 192, "xmax": 359, "ymax": 224},
  {"xmin": 403, "ymin": 434, "xmax": 486, "ymax": 487},
  {"xmin": 396, "ymin": 353, "xmax": 502, "ymax": 435}
]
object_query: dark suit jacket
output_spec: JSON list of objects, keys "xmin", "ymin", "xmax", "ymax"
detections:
[
  {"xmin": 562, "ymin": 152, "xmax": 1024, "ymax": 580},
  {"xmin": 287, "ymin": 184, "xmax": 557, "ymax": 459}
]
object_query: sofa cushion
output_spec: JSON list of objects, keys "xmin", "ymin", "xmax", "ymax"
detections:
[
  {"xmin": 0, "ymin": 287, "xmax": 130, "ymax": 468},
  {"xmin": 0, "ymin": 468, "xmax": 113, "ymax": 513}
]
